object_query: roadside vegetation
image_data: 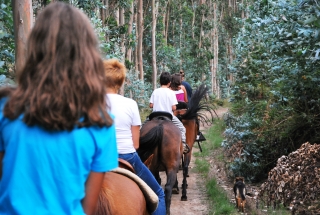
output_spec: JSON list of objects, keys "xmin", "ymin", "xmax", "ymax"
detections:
[
  {"xmin": 193, "ymin": 117, "xmax": 237, "ymax": 215},
  {"xmin": 193, "ymin": 105, "xmax": 291, "ymax": 215}
]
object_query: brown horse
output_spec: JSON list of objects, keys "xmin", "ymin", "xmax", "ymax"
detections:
[
  {"xmin": 175, "ymin": 84, "xmax": 217, "ymax": 201},
  {"xmin": 94, "ymin": 171, "xmax": 149, "ymax": 215},
  {"xmin": 94, "ymin": 157, "xmax": 157, "ymax": 215},
  {"xmin": 138, "ymin": 114, "xmax": 182, "ymax": 215}
]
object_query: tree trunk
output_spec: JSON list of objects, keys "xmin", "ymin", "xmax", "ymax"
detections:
[
  {"xmin": 119, "ymin": 8, "xmax": 125, "ymax": 59},
  {"xmin": 162, "ymin": 0, "xmax": 169, "ymax": 46},
  {"xmin": 213, "ymin": 2, "xmax": 220, "ymax": 98},
  {"xmin": 164, "ymin": 1, "xmax": 171, "ymax": 45},
  {"xmin": 125, "ymin": 1, "xmax": 134, "ymax": 63},
  {"xmin": 179, "ymin": 1, "xmax": 183, "ymax": 69},
  {"xmin": 137, "ymin": 0, "xmax": 144, "ymax": 80},
  {"xmin": 12, "ymin": 0, "xmax": 33, "ymax": 78},
  {"xmin": 100, "ymin": 0, "xmax": 107, "ymax": 26},
  {"xmin": 191, "ymin": 0, "xmax": 195, "ymax": 39},
  {"xmin": 151, "ymin": 0, "xmax": 158, "ymax": 90}
]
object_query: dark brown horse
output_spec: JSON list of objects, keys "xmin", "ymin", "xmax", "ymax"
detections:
[
  {"xmin": 138, "ymin": 114, "xmax": 182, "ymax": 215},
  {"xmin": 175, "ymin": 84, "xmax": 217, "ymax": 201}
]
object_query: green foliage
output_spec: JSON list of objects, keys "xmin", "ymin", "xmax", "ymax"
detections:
[
  {"xmin": 76, "ymin": 0, "xmax": 103, "ymax": 17},
  {"xmin": 224, "ymin": 0, "xmax": 320, "ymax": 182},
  {"xmin": 90, "ymin": 15, "xmax": 124, "ymax": 60},
  {"xmin": 124, "ymin": 69, "xmax": 153, "ymax": 109},
  {"xmin": 194, "ymin": 118, "xmax": 236, "ymax": 215},
  {"xmin": 0, "ymin": 2, "xmax": 14, "ymax": 77}
]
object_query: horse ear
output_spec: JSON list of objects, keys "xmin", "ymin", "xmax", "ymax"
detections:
[{"xmin": 144, "ymin": 154, "xmax": 154, "ymax": 169}]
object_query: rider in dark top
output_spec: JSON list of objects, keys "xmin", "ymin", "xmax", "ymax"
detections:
[{"xmin": 180, "ymin": 70, "xmax": 192, "ymax": 102}]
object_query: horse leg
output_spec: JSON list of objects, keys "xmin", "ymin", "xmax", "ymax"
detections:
[
  {"xmin": 172, "ymin": 178, "xmax": 179, "ymax": 194},
  {"xmin": 181, "ymin": 165, "xmax": 188, "ymax": 201},
  {"xmin": 164, "ymin": 170, "xmax": 177, "ymax": 215},
  {"xmin": 181, "ymin": 154, "xmax": 190, "ymax": 201}
]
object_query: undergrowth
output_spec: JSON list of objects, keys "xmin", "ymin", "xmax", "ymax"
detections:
[
  {"xmin": 194, "ymin": 118, "xmax": 237, "ymax": 215},
  {"xmin": 194, "ymin": 117, "xmax": 290, "ymax": 215}
]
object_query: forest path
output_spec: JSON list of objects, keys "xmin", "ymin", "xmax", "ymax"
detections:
[{"xmin": 159, "ymin": 107, "xmax": 229, "ymax": 215}]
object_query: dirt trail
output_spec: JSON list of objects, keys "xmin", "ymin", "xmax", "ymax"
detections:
[
  {"xmin": 159, "ymin": 107, "xmax": 229, "ymax": 215},
  {"xmin": 159, "ymin": 148, "xmax": 209, "ymax": 215}
]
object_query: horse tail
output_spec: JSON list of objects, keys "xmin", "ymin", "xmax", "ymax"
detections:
[
  {"xmin": 182, "ymin": 84, "xmax": 208, "ymax": 120},
  {"xmin": 181, "ymin": 83, "xmax": 218, "ymax": 125},
  {"xmin": 137, "ymin": 123, "xmax": 163, "ymax": 162}
]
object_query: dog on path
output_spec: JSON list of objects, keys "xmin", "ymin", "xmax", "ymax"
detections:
[{"xmin": 233, "ymin": 177, "xmax": 246, "ymax": 212}]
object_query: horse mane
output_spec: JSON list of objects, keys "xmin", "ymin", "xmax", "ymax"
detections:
[
  {"xmin": 181, "ymin": 84, "xmax": 218, "ymax": 126},
  {"xmin": 137, "ymin": 123, "xmax": 163, "ymax": 162}
]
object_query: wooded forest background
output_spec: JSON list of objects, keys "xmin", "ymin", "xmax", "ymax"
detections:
[{"xmin": 1, "ymin": 0, "xmax": 320, "ymax": 182}]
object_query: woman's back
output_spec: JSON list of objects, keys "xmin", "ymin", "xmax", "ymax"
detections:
[
  {"xmin": 0, "ymin": 2, "xmax": 118, "ymax": 214},
  {"xmin": 170, "ymin": 74, "xmax": 188, "ymax": 103},
  {"xmin": 173, "ymin": 87, "xmax": 185, "ymax": 102},
  {"xmin": 0, "ymin": 98, "xmax": 118, "ymax": 214}
]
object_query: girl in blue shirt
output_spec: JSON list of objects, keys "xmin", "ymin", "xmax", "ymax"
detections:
[{"xmin": 0, "ymin": 2, "xmax": 118, "ymax": 215}]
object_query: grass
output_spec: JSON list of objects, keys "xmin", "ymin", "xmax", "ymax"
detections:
[
  {"xmin": 194, "ymin": 117, "xmax": 291, "ymax": 215},
  {"xmin": 194, "ymin": 118, "xmax": 237, "ymax": 215}
]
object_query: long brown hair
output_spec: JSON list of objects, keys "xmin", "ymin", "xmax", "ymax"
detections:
[
  {"xmin": 1, "ymin": 2, "xmax": 112, "ymax": 130},
  {"xmin": 170, "ymin": 73, "xmax": 182, "ymax": 91}
]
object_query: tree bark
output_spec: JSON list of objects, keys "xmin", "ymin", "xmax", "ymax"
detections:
[
  {"xmin": 137, "ymin": 0, "xmax": 144, "ymax": 80},
  {"xmin": 12, "ymin": 0, "xmax": 33, "ymax": 78},
  {"xmin": 119, "ymin": 7, "xmax": 125, "ymax": 58},
  {"xmin": 212, "ymin": 2, "xmax": 220, "ymax": 98},
  {"xmin": 100, "ymin": 0, "xmax": 107, "ymax": 26},
  {"xmin": 125, "ymin": 1, "xmax": 134, "ymax": 63},
  {"xmin": 151, "ymin": 0, "xmax": 158, "ymax": 90}
]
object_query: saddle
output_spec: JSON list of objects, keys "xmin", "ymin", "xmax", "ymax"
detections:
[
  {"xmin": 111, "ymin": 167, "xmax": 159, "ymax": 213},
  {"xmin": 149, "ymin": 111, "xmax": 172, "ymax": 121},
  {"xmin": 116, "ymin": 157, "xmax": 157, "ymax": 212},
  {"xmin": 118, "ymin": 158, "xmax": 135, "ymax": 173}
]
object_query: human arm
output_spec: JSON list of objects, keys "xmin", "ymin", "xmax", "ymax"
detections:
[
  {"xmin": 181, "ymin": 85, "xmax": 188, "ymax": 103},
  {"xmin": 83, "ymin": 122, "xmax": 118, "ymax": 214},
  {"xmin": 131, "ymin": 125, "xmax": 140, "ymax": 150},
  {"xmin": 82, "ymin": 171, "xmax": 105, "ymax": 215}
]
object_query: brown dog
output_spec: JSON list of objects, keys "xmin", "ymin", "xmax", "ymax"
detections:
[{"xmin": 233, "ymin": 177, "xmax": 246, "ymax": 212}]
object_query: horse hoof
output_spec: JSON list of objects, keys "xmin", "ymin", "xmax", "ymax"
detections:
[
  {"xmin": 172, "ymin": 188, "xmax": 179, "ymax": 194},
  {"xmin": 181, "ymin": 196, "xmax": 187, "ymax": 201}
]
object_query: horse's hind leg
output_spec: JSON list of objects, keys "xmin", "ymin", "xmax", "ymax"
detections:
[
  {"xmin": 164, "ymin": 170, "xmax": 177, "ymax": 215},
  {"xmin": 172, "ymin": 178, "xmax": 179, "ymax": 194},
  {"xmin": 181, "ymin": 165, "xmax": 188, "ymax": 201}
]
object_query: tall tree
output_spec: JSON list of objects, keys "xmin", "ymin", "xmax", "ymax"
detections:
[
  {"xmin": 12, "ymin": 0, "xmax": 33, "ymax": 77},
  {"xmin": 151, "ymin": 0, "xmax": 158, "ymax": 89},
  {"xmin": 137, "ymin": 0, "xmax": 144, "ymax": 80}
]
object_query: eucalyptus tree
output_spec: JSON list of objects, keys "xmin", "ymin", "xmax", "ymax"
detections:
[
  {"xmin": 223, "ymin": 0, "xmax": 320, "ymax": 182},
  {"xmin": 12, "ymin": 0, "xmax": 32, "ymax": 78}
]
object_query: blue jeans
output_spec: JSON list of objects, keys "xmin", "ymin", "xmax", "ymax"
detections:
[{"xmin": 119, "ymin": 152, "xmax": 166, "ymax": 215}]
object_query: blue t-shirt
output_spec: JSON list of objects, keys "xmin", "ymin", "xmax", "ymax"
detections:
[{"xmin": 0, "ymin": 98, "xmax": 118, "ymax": 215}]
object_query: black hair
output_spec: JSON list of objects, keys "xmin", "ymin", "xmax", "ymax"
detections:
[{"xmin": 160, "ymin": 72, "xmax": 171, "ymax": 85}]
